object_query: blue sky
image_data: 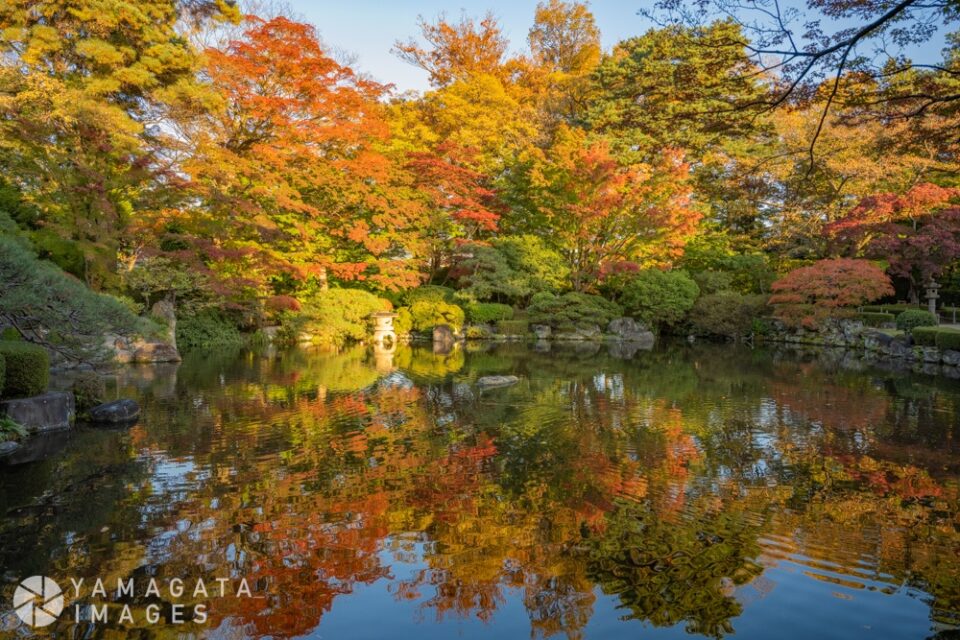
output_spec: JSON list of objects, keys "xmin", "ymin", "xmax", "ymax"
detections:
[
  {"xmin": 286, "ymin": 1, "xmax": 657, "ymax": 92},
  {"xmin": 286, "ymin": 1, "xmax": 951, "ymax": 94}
]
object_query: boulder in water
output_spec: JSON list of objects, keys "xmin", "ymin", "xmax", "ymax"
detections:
[{"xmin": 89, "ymin": 399, "xmax": 141, "ymax": 425}]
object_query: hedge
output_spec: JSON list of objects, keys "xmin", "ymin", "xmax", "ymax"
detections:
[
  {"xmin": 0, "ymin": 341, "xmax": 49, "ymax": 398},
  {"xmin": 896, "ymin": 309, "xmax": 938, "ymax": 332},
  {"xmin": 937, "ymin": 329, "xmax": 960, "ymax": 350},
  {"xmin": 497, "ymin": 320, "xmax": 530, "ymax": 336},
  {"xmin": 861, "ymin": 304, "xmax": 924, "ymax": 315},
  {"xmin": 857, "ymin": 312, "xmax": 896, "ymax": 327},
  {"xmin": 912, "ymin": 327, "xmax": 939, "ymax": 346},
  {"xmin": 466, "ymin": 302, "xmax": 514, "ymax": 324}
]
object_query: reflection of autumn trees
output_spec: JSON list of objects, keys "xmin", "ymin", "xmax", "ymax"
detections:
[{"xmin": 1, "ymin": 343, "xmax": 960, "ymax": 638}]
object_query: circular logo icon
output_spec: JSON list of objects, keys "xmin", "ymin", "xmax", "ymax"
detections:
[{"xmin": 13, "ymin": 576, "xmax": 63, "ymax": 628}]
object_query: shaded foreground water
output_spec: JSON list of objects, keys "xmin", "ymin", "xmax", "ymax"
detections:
[{"xmin": 0, "ymin": 342, "xmax": 959, "ymax": 639}]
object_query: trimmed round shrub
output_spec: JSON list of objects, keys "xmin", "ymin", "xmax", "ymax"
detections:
[
  {"xmin": 177, "ymin": 311, "xmax": 244, "ymax": 351},
  {"xmin": 911, "ymin": 327, "xmax": 939, "ymax": 346},
  {"xmin": 404, "ymin": 285, "xmax": 456, "ymax": 305},
  {"xmin": 857, "ymin": 312, "xmax": 896, "ymax": 327},
  {"xmin": 0, "ymin": 341, "xmax": 50, "ymax": 398},
  {"xmin": 616, "ymin": 270, "xmax": 699, "ymax": 331},
  {"xmin": 0, "ymin": 353, "xmax": 5, "ymax": 394},
  {"xmin": 409, "ymin": 300, "xmax": 465, "ymax": 332},
  {"xmin": 896, "ymin": 309, "xmax": 938, "ymax": 332},
  {"xmin": 466, "ymin": 302, "xmax": 514, "ymax": 324},
  {"xmin": 527, "ymin": 292, "xmax": 621, "ymax": 331},
  {"xmin": 690, "ymin": 293, "xmax": 770, "ymax": 339}
]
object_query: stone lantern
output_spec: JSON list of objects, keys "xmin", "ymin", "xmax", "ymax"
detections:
[
  {"xmin": 925, "ymin": 280, "xmax": 940, "ymax": 316},
  {"xmin": 370, "ymin": 312, "xmax": 398, "ymax": 346}
]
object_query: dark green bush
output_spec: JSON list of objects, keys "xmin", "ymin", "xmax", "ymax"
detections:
[
  {"xmin": 897, "ymin": 309, "xmax": 938, "ymax": 332},
  {"xmin": 0, "ymin": 237, "xmax": 152, "ymax": 363},
  {"xmin": 497, "ymin": 319, "xmax": 530, "ymax": 336},
  {"xmin": 911, "ymin": 327, "xmax": 939, "ymax": 346},
  {"xmin": 691, "ymin": 270, "xmax": 735, "ymax": 295},
  {"xmin": 615, "ymin": 270, "xmax": 699, "ymax": 331},
  {"xmin": 466, "ymin": 302, "xmax": 514, "ymax": 324},
  {"xmin": 936, "ymin": 329, "xmax": 960, "ymax": 350},
  {"xmin": 690, "ymin": 293, "xmax": 770, "ymax": 339},
  {"xmin": 0, "ymin": 353, "xmax": 5, "ymax": 394},
  {"xmin": 527, "ymin": 292, "xmax": 621, "ymax": 331},
  {"xmin": 0, "ymin": 341, "xmax": 49, "ymax": 398},
  {"xmin": 176, "ymin": 312, "xmax": 244, "ymax": 351},
  {"xmin": 71, "ymin": 372, "xmax": 106, "ymax": 414},
  {"xmin": 857, "ymin": 312, "xmax": 896, "ymax": 327}
]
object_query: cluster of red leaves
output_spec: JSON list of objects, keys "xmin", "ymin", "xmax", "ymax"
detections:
[
  {"xmin": 769, "ymin": 258, "xmax": 893, "ymax": 329},
  {"xmin": 827, "ymin": 183, "xmax": 960, "ymax": 288}
]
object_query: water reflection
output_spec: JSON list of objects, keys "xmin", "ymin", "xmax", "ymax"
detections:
[{"xmin": 0, "ymin": 343, "xmax": 958, "ymax": 639}]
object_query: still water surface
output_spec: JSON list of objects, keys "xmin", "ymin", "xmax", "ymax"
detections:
[{"xmin": 0, "ymin": 342, "xmax": 958, "ymax": 639}]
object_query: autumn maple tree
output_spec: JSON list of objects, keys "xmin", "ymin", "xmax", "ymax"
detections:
[
  {"xmin": 827, "ymin": 183, "xmax": 960, "ymax": 302},
  {"xmin": 769, "ymin": 259, "xmax": 894, "ymax": 329},
  {"xmin": 508, "ymin": 126, "xmax": 698, "ymax": 290}
]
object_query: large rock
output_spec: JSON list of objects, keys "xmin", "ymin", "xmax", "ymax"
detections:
[
  {"xmin": 432, "ymin": 324, "xmax": 457, "ymax": 353},
  {"xmin": 477, "ymin": 375, "xmax": 519, "ymax": 389},
  {"xmin": 531, "ymin": 324, "xmax": 552, "ymax": 340},
  {"xmin": 606, "ymin": 318, "xmax": 655, "ymax": 347},
  {"xmin": 942, "ymin": 349, "xmax": 960, "ymax": 367},
  {"xmin": 0, "ymin": 441, "xmax": 20, "ymax": 457},
  {"xmin": 89, "ymin": 399, "xmax": 141, "ymax": 425},
  {"xmin": 0, "ymin": 392, "xmax": 75, "ymax": 433},
  {"xmin": 132, "ymin": 342, "xmax": 181, "ymax": 363}
]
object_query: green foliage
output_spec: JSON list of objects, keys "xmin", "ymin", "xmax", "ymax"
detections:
[
  {"xmin": 124, "ymin": 256, "xmax": 210, "ymax": 313},
  {"xmin": 409, "ymin": 300, "xmax": 465, "ymax": 331},
  {"xmin": 857, "ymin": 312, "xmax": 897, "ymax": 327},
  {"xmin": 912, "ymin": 326, "xmax": 939, "ymax": 346},
  {"xmin": 0, "ymin": 341, "xmax": 49, "ymax": 398},
  {"xmin": 457, "ymin": 244, "xmax": 527, "ymax": 302},
  {"xmin": 527, "ymin": 292, "xmax": 621, "ymax": 331},
  {"xmin": 678, "ymin": 231, "xmax": 776, "ymax": 294},
  {"xmin": 492, "ymin": 235, "xmax": 569, "ymax": 296},
  {"xmin": 690, "ymin": 293, "xmax": 770, "ymax": 339},
  {"xmin": 0, "ymin": 416, "xmax": 28, "ymax": 442},
  {"xmin": 0, "ymin": 328, "xmax": 19, "ymax": 341},
  {"xmin": 935, "ymin": 329, "xmax": 960, "ymax": 350},
  {"xmin": 404, "ymin": 285, "xmax": 456, "ymax": 305},
  {"xmin": 861, "ymin": 304, "xmax": 924, "ymax": 315},
  {"xmin": 691, "ymin": 270, "xmax": 735, "ymax": 295},
  {"xmin": 0, "ymin": 237, "xmax": 152, "ymax": 362},
  {"xmin": 497, "ymin": 319, "xmax": 530, "ymax": 336},
  {"xmin": 466, "ymin": 302, "xmax": 515, "ymax": 324},
  {"xmin": 911, "ymin": 326, "xmax": 960, "ymax": 349},
  {"xmin": 176, "ymin": 312, "xmax": 244, "ymax": 352},
  {"xmin": 895, "ymin": 310, "xmax": 938, "ymax": 331},
  {"xmin": 0, "ymin": 353, "xmax": 4, "ymax": 393},
  {"xmin": 465, "ymin": 325, "xmax": 493, "ymax": 339},
  {"xmin": 288, "ymin": 288, "xmax": 392, "ymax": 345},
  {"xmin": 71, "ymin": 372, "xmax": 106, "ymax": 414},
  {"xmin": 615, "ymin": 270, "xmax": 699, "ymax": 331},
  {"xmin": 395, "ymin": 307, "xmax": 414, "ymax": 335}
]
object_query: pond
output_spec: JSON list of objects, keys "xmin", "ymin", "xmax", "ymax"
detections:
[{"xmin": 0, "ymin": 342, "xmax": 958, "ymax": 639}]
